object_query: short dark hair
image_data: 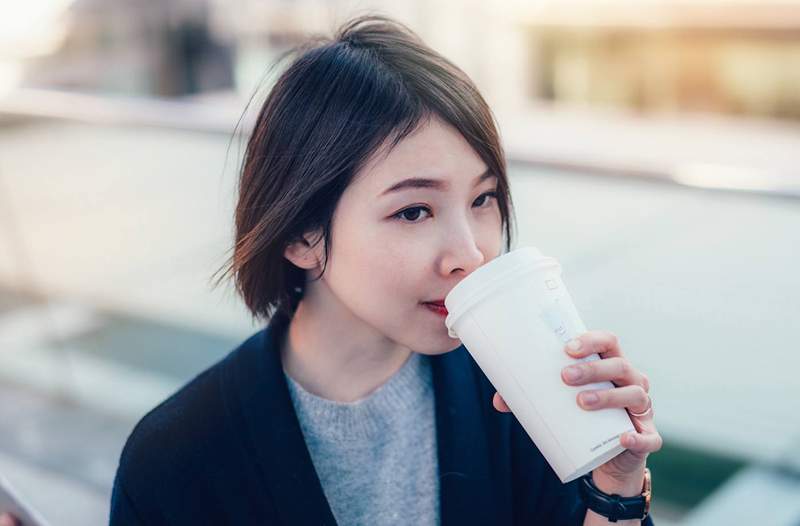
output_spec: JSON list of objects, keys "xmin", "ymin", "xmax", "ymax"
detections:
[{"xmin": 213, "ymin": 14, "xmax": 516, "ymax": 323}]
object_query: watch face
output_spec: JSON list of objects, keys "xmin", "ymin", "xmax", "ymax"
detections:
[{"xmin": 643, "ymin": 467, "xmax": 652, "ymax": 513}]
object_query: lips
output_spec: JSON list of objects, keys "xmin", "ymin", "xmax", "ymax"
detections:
[{"xmin": 422, "ymin": 300, "xmax": 448, "ymax": 316}]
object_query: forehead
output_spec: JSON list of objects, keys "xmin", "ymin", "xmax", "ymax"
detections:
[{"xmin": 352, "ymin": 116, "xmax": 488, "ymax": 194}]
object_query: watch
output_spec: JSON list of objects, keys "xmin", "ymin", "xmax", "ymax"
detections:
[{"xmin": 578, "ymin": 468, "xmax": 651, "ymax": 523}]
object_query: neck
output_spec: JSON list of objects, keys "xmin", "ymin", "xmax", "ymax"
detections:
[{"xmin": 280, "ymin": 285, "xmax": 413, "ymax": 403}]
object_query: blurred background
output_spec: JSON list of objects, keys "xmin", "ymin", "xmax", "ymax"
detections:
[{"xmin": 1, "ymin": 0, "xmax": 799, "ymax": 524}]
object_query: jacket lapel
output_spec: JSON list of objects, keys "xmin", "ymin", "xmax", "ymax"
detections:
[
  {"xmin": 432, "ymin": 348, "xmax": 500, "ymax": 526},
  {"xmin": 227, "ymin": 312, "xmax": 337, "ymax": 525}
]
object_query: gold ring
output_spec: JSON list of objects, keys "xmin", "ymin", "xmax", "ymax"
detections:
[{"xmin": 628, "ymin": 395, "xmax": 653, "ymax": 418}]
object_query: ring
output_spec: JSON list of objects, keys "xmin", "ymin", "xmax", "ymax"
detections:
[{"xmin": 628, "ymin": 395, "xmax": 653, "ymax": 418}]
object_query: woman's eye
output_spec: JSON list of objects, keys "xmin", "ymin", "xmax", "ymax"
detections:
[
  {"xmin": 393, "ymin": 206, "xmax": 431, "ymax": 223},
  {"xmin": 391, "ymin": 191, "xmax": 497, "ymax": 224},
  {"xmin": 473, "ymin": 191, "xmax": 498, "ymax": 208}
]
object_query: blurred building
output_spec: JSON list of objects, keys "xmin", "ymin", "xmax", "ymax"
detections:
[
  {"xmin": 206, "ymin": 0, "xmax": 530, "ymax": 112},
  {"xmin": 10, "ymin": 0, "xmax": 800, "ymax": 121},
  {"xmin": 22, "ymin": 0, "xmax": 234, "ymax": 96},
  {"xmin": 211, "ymin": 0, "xmax": 800, "ymax": 122},
  {"xmin": 523, "ymin": 1, "xmax": 800, "ymax": 120}
]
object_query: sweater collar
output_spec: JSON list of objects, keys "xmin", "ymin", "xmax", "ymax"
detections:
[
  {"xmin": 226, "ymin": 311, "xmax": 497, "ymax": 526},
  {"xmin": 284, "ymin": 351, "xmax": 432, "ymax": 442}
]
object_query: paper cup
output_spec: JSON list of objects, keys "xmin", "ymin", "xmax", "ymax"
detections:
[{"xmin": 444, "ymin": 246, "xmax": 634, "ymax": 483}]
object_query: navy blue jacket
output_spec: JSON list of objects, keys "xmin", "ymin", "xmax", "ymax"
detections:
[{"xmin": 110, "ymin": 311, "xmax": 655, "ymax": 525}]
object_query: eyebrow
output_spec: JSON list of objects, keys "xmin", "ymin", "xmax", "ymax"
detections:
[{"xmin": 380, "ymin": 168, "xmax": 496, "ymax": 196}]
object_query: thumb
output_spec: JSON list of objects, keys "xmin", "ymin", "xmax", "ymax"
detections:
[
  {"xmin": 0, "ymin": 513, "xmax": 20, "ymax": 526},
  {"xmin": 492, "ymin": 392, "xmax": 511, "ymax": 413}
]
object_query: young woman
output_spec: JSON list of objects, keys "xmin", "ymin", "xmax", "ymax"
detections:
[{"xmin": 103, "ymin": 14, "xmax": 662, "ymax": 526}]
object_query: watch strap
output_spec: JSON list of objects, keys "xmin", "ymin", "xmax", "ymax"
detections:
[{"xmin": 578, "ymin": 468, "xmax": 651, "ymax": 522}]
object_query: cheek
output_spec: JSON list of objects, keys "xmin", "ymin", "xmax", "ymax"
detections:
[
  {"xmin": 362, "ymin": 245, "xmax": 420, "ymax": 297},
  {"xmin": 327, "ymin": 225, "xmax": 418, "ymax": 300},
  {"xmin": 355, "ymin": 222, "xmax": 422, "ymax": 278},
  {"xmin": 482, "ymin": 208, "xmax": 505, "ymax": 251}
]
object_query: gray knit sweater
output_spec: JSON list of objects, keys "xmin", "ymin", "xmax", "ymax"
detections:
[{"xmin": 284, "ymin": 351, "xmax": 440, "ymax": 526}]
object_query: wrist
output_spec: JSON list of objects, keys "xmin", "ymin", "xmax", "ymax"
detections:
[
  {"xmin": 580, "ymin": 467, "xmax": 652, "ymax": 523},
  {"xmin": 591, "ymin": 466, "xmax": 645, "ymax": 498}
]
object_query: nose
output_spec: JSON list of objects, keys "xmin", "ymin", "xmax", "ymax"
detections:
[{"xmin": 439, "ymin": 224, "xmax": 486, "ymax": 277}]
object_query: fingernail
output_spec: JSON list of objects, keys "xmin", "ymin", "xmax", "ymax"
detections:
[
  {"xmin": 566, "ymin": 338, "xmax": 582, "ymax": 354},
  {"xmin": 564, "ymin": 365, "xmax": 583, "ymax": 381},
  {"xmin": 581, "ymin": 391, "xmax": 599, "ymax": 405}
]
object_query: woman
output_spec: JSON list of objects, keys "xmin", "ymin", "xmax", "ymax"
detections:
[{"xmin": 102, "ymin": 14, "xmax": 661, "ymax": 525}]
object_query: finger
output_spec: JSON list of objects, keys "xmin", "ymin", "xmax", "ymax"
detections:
[
  {"xmin": 561, "ymin": 356, "xmax": 646, "ymax": 388},
  {"xmin": 631, "ymin": 412, "xmax": 658, "ymax": 436},
  {"xmin": 564, "ymin": 332, "xmax": 651, "ymax": 394},
  {"xmin": 0, "ymin": 513, "xmax": 19, "ymax": 526},
  {"xmin": 629, "ymin": 401, "xmax": 657, "ymax": 439},
  {"xmin": 621, "ymin": 430, "xmax": 663, "ymax": 456},
  {"xmin": 641, "ymin": 373, "xmax": 650, "ymax": 394},
  {"xmin": 564, "ymin": 330, "xmax": 623, "ymax": 360},
  {"xmin": 492, "ymin": 392, "xmax": 511, "ymax": 413},
  {"xmin": 575, "ymin": 384, "xmax": 650, "ymax": 413}
]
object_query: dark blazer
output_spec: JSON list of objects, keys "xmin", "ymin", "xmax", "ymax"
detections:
[{"xmin": 109, "ymin": 311, "xmax": 655, "ymax": 525}]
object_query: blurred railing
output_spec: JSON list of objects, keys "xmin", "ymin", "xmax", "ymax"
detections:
[
  {"xmin": 3, "ymin": 87, "xmax": 800, "ymax": 200},
  {"xmin": 0, "ymin": 88, "xmax": 245, "ymax": 134}
]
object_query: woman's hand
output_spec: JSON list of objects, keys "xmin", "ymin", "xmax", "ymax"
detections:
[
  {"xmin": 492, "ymin": 330, "xmax": 662, "ymax": 494},
  {"xmin": 0, "ymin": 513, "xmax": 20, "ymax": 526}
]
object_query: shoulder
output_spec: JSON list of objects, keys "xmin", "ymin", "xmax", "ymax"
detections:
[
  {"xmin": 116, "ymin": 359, "xmax": 228, "ymax": 485},
  {"xmin": 113, "ymin": 329, "xmax": 265, "ymax": 489}
]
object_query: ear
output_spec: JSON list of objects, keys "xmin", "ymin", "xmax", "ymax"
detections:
[{"xmin": 283, "ymin": 228, "xmax": 325, "ymax": 271}]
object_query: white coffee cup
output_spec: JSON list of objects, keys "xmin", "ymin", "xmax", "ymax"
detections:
[{"xmin": 444, "ymin": 246, "xmax": 635, "ymax": 483}]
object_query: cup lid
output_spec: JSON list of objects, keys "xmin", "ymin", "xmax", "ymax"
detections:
[{"xmin": 444, "ymin": 246, "xmax": 558, "ymax": 337}]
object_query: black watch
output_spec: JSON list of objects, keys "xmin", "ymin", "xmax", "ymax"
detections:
[{"xmin": 578, "ymin": 468, "xmax": 651, "ymax": 523}]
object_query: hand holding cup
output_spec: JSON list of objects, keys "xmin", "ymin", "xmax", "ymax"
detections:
[{"xmin": 493, "ymin": 330, "xmax": 662, "ymax": 490}]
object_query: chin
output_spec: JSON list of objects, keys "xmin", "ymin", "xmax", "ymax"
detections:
[{"xmin": 412, "ymin": 336, "xmax": 463, "ymax": 356}]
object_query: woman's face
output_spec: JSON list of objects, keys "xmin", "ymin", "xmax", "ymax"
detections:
[{"xmin": 297, "ymin": 115, "xmax": 504, "ymax": 355}]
